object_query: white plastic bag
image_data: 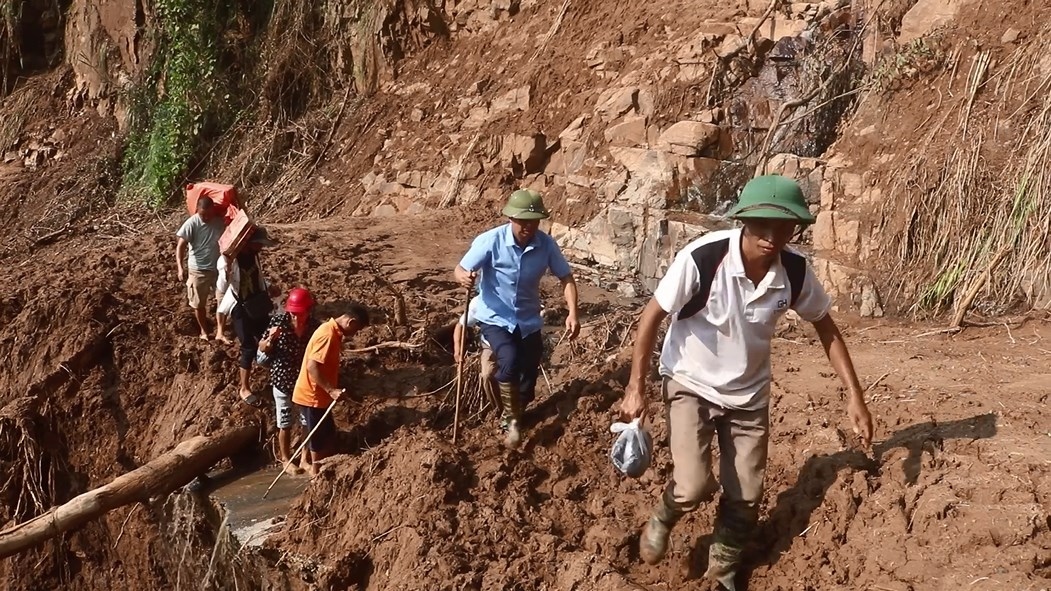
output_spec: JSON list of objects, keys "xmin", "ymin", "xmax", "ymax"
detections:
[{"xmin": 609, "ymin": 417, "xmax": 653, "ymax": 478}]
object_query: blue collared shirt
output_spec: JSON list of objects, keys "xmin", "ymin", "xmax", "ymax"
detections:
[{"xmin": 458, "ymin": 224, "xmax": 572, "ymax": 336}]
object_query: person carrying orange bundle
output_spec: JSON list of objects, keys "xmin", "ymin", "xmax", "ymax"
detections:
[{"xmin": 175, "ymin": 197, "xmax": 225, "ymax": 341}]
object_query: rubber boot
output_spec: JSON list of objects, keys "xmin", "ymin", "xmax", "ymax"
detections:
[
  {"xmin": 704, "ymin": 561, "xmax": 738, "ymax": 591},
  {"xmin": 497, "ymin": 381, "xmax": 522, "ymax": 448},
  {"xmin": 639, "ymin": 495, "xmax": 681, "ymax": 565},
  {"xmin": 704, "ymin": 498, "xmax": 755, "ymax": 591}
]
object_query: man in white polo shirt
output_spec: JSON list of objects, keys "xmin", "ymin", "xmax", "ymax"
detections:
[{"xmin": 619, "ymin": 175, "xmax": 874, "ymax": 590}]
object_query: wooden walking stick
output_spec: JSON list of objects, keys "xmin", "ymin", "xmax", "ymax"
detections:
[
  {"xmin": 452, "ymin": 286, "xmax": 472, "ymax": 444},
  {"xmin": 261, "ymin": 400, "xmax": 338, "ymax": 499}
]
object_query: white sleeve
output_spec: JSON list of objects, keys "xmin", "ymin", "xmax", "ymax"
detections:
[
  {"xmin": 216, "ymin": 258, "xmax": 238, "ymax": 316},
  {"xmin": 215, "ymin": 256, "xmax": 230, "ymax": 294},
  {"xmin": 460, "ymin": 296, "xmax": 480, "ymax": 327},
  {"xmin": 653, "ymin": 250, "xmax": 700, "ymax": 314},
  {"xmin": 791, "ymin": 265, "xmax": 832, "ymax": 322}
]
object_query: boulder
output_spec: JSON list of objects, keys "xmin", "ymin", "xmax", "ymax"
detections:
[
  {"xmin": 835, "ymin": 218, "xmax": 861, "ymax": 255},
  {"xmin": 636, "ymin": 88, "xmax": 655, "ymax": 118},
  {"xmin": 547, "ymin": 140, "xmax": 587, "ymax": 175},
  {"xmin": 491, "ymin": 85, "xmax": 531, "ymax": 113},
  {"xmin": 738, "ymin": 16, "xmax": 808, "ymax": 41},
  {"xmin": 657, "ymin": 121, "xmax": 720, "ymax": 156},
  {"xmin": 859, "ymin": 281, "xmax": 884, "ymax": 318},
  {"xmin": 464, "ymin": 106, "xmax": 489, "ymax": 129},
  {"xmin": 499, "ymin": 133, "xmax": 547, "ymax": 175},
  {"xmin": 898, "ymin": 0, "xmax": 960, "ymax": 45},
  {"xmin": 604, "ymin": 116, "xmax": 649, "ymax": 147},
  {"xmin": 595, "ymin": 87, "xmax": 639, "ymax": 122},
  {"xmin": 609, "ymin": 147, "xmax": 675, "ymax": 182},
  {"xmin": 813, "ymin": 211, "xmax": 836, "ymax": 251},
  {"xmin": 559, "ymin": 115, "xmax": 587, "ymax": 142},
  {"xmin": 371, "ymin": 203, "xmax": 398, "ymax": 217},
  {"xmin": 396, "ymin": 170, "xmax": 425, "ymax": 188}
]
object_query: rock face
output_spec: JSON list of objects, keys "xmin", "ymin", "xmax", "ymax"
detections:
[
  {"xmin": 338, "ymin": 1, "xmax": 880, "ymax": 314},
  {"xmin": 542, "ymin": 4, "xmax": 882, "ymax": 312}
]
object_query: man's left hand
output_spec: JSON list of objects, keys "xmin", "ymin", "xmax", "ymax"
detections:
[{"xmin": 564, "ymin": 314, "xmax": 580, "ymax": 340}]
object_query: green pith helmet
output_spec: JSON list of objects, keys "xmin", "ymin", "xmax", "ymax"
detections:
[
  {"xmin": 502, "ymin": 189, "xmax": 550, "ymax": 220},
  {"xmin": 727, "ymin": 174, "xmax": 815, "ymax": 225}
]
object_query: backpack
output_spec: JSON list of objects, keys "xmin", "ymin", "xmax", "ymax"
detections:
[{"xmin": 677, "ymin": 237, "xmax": 807, "ymax": 320}]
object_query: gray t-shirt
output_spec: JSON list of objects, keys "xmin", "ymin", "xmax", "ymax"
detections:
[{"xmin": 176, "ymin": 214, "xmax": 224, "ymax": 271}]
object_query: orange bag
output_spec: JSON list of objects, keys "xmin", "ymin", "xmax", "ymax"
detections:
[
  {"xmin": 218, "ymin": 208, "xmax": 257, "ymax": 257},
  {"xmin": 185, "ymin": 182, "xmax": 240, "ymax": 225}
]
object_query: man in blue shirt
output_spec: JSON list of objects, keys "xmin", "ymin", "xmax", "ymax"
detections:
[{"xmin": 455, "ymin": 189, "xmax": 581, "ymax": 448}]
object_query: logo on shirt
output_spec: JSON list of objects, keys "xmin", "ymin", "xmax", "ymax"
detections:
[{"xmin": 777, "ymin": 298, "xmax": 788, "ymax": 309}]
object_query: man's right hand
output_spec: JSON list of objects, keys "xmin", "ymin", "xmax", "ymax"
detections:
[
  {"xmin": 177, "ymin": 267, "xmax": 185, "ymax": 282},
  {"xmin": 620, "ymin": 380, "xmax": 647, "ymax": 420},
  {"xmin": 454, "ymin": 265, "xmax": 477, "ymax": 290},
  {"xmin": 330, "ymin": 387, "xmax": 346, "ymax": 401}
]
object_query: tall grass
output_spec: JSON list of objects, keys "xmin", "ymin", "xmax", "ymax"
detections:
[{"xmin": 885, "ymin": 31, "xmax": 1051, "ymax": 316}]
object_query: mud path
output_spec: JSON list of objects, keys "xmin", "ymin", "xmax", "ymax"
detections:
[{"xmin": 0, "ymin": 212, "xmax": 1048, "ymax": 590}]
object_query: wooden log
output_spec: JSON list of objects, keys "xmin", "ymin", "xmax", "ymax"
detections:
[{"xmin": 0, "ymin": 426, "xmax": 257, "ymax": 560}]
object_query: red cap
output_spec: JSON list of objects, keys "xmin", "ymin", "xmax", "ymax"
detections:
[{"xmin": 285, "ymin": 287, "xmax": 314, "ymax": 314}]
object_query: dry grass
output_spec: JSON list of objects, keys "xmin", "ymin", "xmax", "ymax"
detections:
[
  {"xmin": 204, "ymin": 0, "xmax": 412, "ymax": 215},
  {"xmin": 439, "ymin": 353, "xmax": 497, "ymax": 424},
  {"xmin": 883, "ymin": 29, "xmax": 1051, "ymax": 317},
  {"xmin": 0, "ymin": 81, "xmax": 38, "ymax": 153}
]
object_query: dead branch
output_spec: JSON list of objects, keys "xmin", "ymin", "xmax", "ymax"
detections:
[
  {"xmin": 439, "ymin": 134, "xmax": 481, "ymax": 208},
  {"xmin": 756, "ymin": 2, "xmax": 880, "ymax": 171},
  {"xmin": 949, "ymin": 246, "xmax": 1013, "ymax": 329},
  {"xmin": 30, "ymin": 223, "xmax": 72, "ymax": 246},
  {"xmin": 348, "ymin": 341, "xmax": 423, "ymax": 354},
  {"xmin": 0, "ymin": 426, "xmax": 257, "ymax": 560},
  {"xmin": 530, "ymin": 0, "xmax": 571, "ymax": 62}
]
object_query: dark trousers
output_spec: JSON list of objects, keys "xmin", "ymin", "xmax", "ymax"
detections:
[
  {"xmin": 231, "ymin": 307, "xmax": 268, "ymax": 369},
  {"xmin": 301, "ymin": 405, "xmax": 336, "ymax": 453},
  {"xmin": 479, "ymin": 324, "xmax": 543, "ymax": 407}
]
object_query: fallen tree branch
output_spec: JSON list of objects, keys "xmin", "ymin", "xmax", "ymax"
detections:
[
  {"xmin": 29, "ymin": 223, "xmax": 72, "ymax": 246},
  {"xmin": 348, "ymin": 341, "xmax": 423, "ymax": 354},
  {"xmin": 0, "ymin": 426, "xmax": 257, "ymax": 560},
  {"xmin": 949, "ymin": 246, "xmax": 1012, "ymax": 329},
  {"xmin": 530, "ymin": 0, "xmax": 571, "ymax": 62},
  {"xmin": 306, "ymin": 84, "xmax": 354, "ymax": 178},
  {"xmin": 439, "ymin": 133, "xmax": 481, "ymax": 208}
]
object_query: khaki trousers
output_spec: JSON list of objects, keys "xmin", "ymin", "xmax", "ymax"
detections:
[
  {"xmin": 656, "ymin": 377, "xmax": 772, "ymax": 579},
  {"xmin": 479, "ymin": 346, "xmax": 497, "ymax": 405},
  {"xmin": 662, "ymin": 377, "xmax": 770, "ymax": 511}
]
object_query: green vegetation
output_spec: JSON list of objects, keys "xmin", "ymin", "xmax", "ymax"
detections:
[
  {"xmin": 121, "ymin": 0, "xmax": 229, "ymax": 207},
  {"xmin": 868, "ymin": 36, "xmax": 946, "ymax": 94}
]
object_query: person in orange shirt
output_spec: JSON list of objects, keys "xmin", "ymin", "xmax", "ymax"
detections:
[{"xmin": 292, "ymin": 304, "xmax": 370, "ymax": 477}]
